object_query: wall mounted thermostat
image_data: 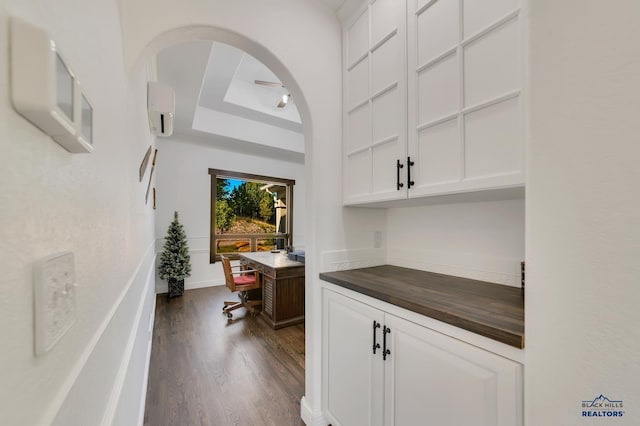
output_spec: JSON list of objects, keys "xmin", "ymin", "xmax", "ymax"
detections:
[
  {"xmin": 10, "ymin": 17, "xmax": 93, "ymax": 153},
  {"xmin": 34, "ymin": 251, "xmax": 77, "ymax": 355}
]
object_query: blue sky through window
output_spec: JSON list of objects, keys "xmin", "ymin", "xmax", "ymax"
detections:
[{"xmin": 227, "ymin": 179, "xmax": 244, "ymax": 192}]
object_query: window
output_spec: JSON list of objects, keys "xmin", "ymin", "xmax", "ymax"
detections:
[{"xmin": 209, "ymin": 169, "xmax": 295, "ymax": 263}]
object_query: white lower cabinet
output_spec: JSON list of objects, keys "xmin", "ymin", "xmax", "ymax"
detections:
[{"xmin": 322, "ymin": 288, "xmax": 522, "ymax": 426}]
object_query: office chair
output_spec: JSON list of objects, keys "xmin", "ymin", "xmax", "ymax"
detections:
[{"xmin": 220, "ymin": 255, "xmax": 262, "ymax": 319}]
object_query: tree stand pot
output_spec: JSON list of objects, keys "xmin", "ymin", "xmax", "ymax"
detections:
[{"xmin": 168, "ymin": 278, "xmax": 184, "ymax": 298}]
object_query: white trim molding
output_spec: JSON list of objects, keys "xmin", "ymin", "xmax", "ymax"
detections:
[{"xmin": 300, "ymin": 396, "xmax": 327, "ymax": 426}]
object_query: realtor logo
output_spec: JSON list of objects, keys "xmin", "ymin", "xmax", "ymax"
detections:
[{"xmin": 581, "ymin": 394, "xmax": 625, "ymax": 418}]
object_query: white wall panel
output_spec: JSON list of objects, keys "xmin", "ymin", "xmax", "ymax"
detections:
[
  {"xmin": 0, "ymin": 1, "xmax": 156, "ymax": 424},
  {"xmin": 527, "ymin": 2, "xmax": 640, "ymax": 423},
  {"xmin": 387, "ymin": 198, "xmax": 525, "ymax": 287},
  {"xmin": 54, "ymin": 246, "xmax": 156, "ymax": 426}
]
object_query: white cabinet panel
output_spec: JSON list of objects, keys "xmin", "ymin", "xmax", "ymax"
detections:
[
  {"xmin": 344, "ymin": 0, "xmax": 523, "ymax": 205},
  {"xmin": 414, "ymin": 118, "xmax": 460, "ymax": 186},
  {"xmin": 349, "ymin": 57, "xmax": 369, "ymax": 109},
  {"xmin": 463, "ymin": 0, "xmax": 519, "ymax": 38},
  {"xmin": 343, "ymin": 0, "xmax": 406, "ymax": 204},
  {"xmin": 372, "ymin": 33, "xmax": 400, "ymax": 94},
  {"xmin": 346, "ymin": 149, "xmax": 372, "ymax": 197},
  {"xmin": 405, "ymin": 0, "xmax": 524, "ymax": 201},
  {"xmin": 416, "ymin": 0, "xmax": 459, "ymax": 65},
  {"xmin": 385, "ymin": 313, "xmax": 522, "ymax": 426},
  {"xmin": 464, "ymin": 97, "xmax": 521, "ymax": 179},
  {"xmin": 348, "ymin": 9, "xmax": 370, "ymax": 66},
  {"xmin": 418, "ymin": 53, "xmax": 459, "ymax": 125},
  {"xmin": 348, "ymin": 103, "xmax": 371, "ymax": 153},
  {"xmin": 371, "ymin": 0, "xmax": 397, "ymax": 44},
  {"xmin": 372, "ymin": 87, "xmax": 400, "ymax": 142},
  {"xmin": 323, "ymin": 290, "xmax": 384, "ymax": 426},
  {"xmin": 464, "ymin": 18, "xmax": 520, "ymax": 107},
  {"xmin": 372, "ymin": 138, "xmax": 404, "ymax": 194}
]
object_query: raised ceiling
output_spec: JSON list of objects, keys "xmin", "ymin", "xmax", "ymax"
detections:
[
  {"xmin": 156, "ymin": 41, "xmax": 304, "ymax": 157},
  {"xmin": 155, "ymin": 0, "xmax": 346, "ymax": 160}
]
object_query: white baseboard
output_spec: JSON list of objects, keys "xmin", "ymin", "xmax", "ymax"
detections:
[
  {"xmin": 300, "ymin": 396, "xmax": 327, "ymax": 426},
  {"xmin": 155, "ymin": 278, "xmax": 225, "ymax": 294}
]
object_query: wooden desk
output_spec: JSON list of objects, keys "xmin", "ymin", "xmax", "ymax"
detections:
[{"xmin": 239, "ymin": 252, "xmax": 305, "ymax": 329}]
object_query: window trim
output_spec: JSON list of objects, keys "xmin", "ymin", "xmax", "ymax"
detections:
[{"xmin": 208, "ymin": 168, "xmax": 295, "ymax": 263}]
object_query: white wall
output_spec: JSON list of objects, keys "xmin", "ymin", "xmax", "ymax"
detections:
[
  {"xmin": 526, "ymin": 1, "xmax": 640, "ymax": 424},
  {"xmin": 154, "ymin": 135, "xmax": 306, "ymax": 293},
  {"xmin": 387, "ymin": 198, "xmax": 525, "ymax": 286},
  {"xmin": 0, "ymin": 1, "xmax": 156, "ymax": 425}
]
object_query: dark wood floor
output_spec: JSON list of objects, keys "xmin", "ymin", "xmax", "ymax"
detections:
[{"xmin": 144, "ymin": 286, "xmax": 306, "ymax": 426}]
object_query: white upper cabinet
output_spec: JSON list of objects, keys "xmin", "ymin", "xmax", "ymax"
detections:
[
  {"xmin": 342, "ymin": 0, "xmax": 525, "ymax": 205},
  {"xmin": 343, "ymin": 0, "xmax": 408, "ymax": 205}
]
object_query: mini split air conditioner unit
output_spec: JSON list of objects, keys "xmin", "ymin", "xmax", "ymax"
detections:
[{"xmin": 147, "ymin": 82, "xmax": 175, "ymax": 137}]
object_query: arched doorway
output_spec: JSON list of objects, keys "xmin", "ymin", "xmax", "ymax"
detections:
[{"xmin": 132, "ymin": 24, "xmax": 322, "ymax": 425}]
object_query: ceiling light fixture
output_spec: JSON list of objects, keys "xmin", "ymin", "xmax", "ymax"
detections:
[
  {"xmin": 277, "ymin": 94, "xmax": 291, "ymax": 108},
  {"xmin": 255, "ymin": 80, "xmax": 291, "ymax": 108}
]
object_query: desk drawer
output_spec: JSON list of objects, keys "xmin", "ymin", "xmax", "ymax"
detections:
[{"xmin": 261, "ymin": 266, "xmax": 276, "ymax": 277}]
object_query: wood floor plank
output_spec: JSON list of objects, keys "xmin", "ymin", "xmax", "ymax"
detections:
[{"xmin": 144, "ymin": 286, "xmax": 306, "ymax": 426}]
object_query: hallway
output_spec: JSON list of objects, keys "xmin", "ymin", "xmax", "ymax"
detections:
[{"xmin": 144, "ymin": 287, "xmax": 305, "ymax": 426}]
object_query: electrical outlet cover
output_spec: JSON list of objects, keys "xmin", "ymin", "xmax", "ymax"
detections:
[{"xmin": 34, "ymin": 251, "xmax": 77, "ymax": 355}]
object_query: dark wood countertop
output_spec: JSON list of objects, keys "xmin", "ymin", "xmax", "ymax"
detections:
[{"xmin": 320, "ymin": 265, "xmax": 524, "ymax": 349}]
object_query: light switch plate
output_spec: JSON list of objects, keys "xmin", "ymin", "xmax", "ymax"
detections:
[{"xmin": 34, "ymin": 251, "xmax": 77, "ymax": 355}]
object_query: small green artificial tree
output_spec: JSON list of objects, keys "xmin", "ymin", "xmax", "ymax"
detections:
[{"xmin": 159, "ymin": 211, "xmax": 192, "ymax": 297}]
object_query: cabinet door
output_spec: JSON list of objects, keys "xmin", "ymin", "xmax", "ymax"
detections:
[
  {"xmin": 323, "ymin": 289, "xmax": 385, "ymax": 426},
  {"xmin": 384, "ymin": 314, "xmax": 522, "ymax": 426},
  {"xmin": 343, "ymin": 0, "xmax": 408, "ymax": 205},
  {"xmin": 407, "ymin": 0, "xmax": 524, "ymax": 198}
]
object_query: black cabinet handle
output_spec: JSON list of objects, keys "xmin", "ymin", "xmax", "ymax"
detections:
[
  {"xmin": 383, "ymin": 325, "xmax": 391, "ymax": 360},
  {"xmin": 372, "ymin": 321, "xmax": 381, "ymax": 354},
  {"xmin": 396, "ymin": 160, "xmax": 404, "ymax": 191},
  {"xmin": 407, "ymin": 157, "xmax": 415, "ymax": 189}
]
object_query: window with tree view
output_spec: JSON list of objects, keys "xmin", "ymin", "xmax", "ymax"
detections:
[{"xmin": 209, "ymin": 169, "xmax": 294, "ymax": 262}]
